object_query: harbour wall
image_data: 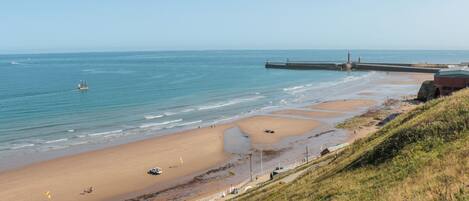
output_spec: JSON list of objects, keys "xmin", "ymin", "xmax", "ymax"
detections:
[{"xmin": 265, "ymin": 62, "xmax": 444, "ymax": 73}]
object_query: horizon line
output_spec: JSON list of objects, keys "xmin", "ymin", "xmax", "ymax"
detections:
[{"xmin": 2, "ymin": 48, "xmax": 469, "ymax": 56}]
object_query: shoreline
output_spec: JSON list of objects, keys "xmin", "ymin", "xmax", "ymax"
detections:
[{"xmin": 0, "ymin": 72, "xmax": 433, "ymax": 201}]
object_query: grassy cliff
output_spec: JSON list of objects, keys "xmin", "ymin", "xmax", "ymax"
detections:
[{"xmin": 235, "ymin": 89, "xmax": 469, "ymax": 201}]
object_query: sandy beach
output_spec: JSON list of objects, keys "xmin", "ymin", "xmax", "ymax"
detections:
[
  {"xmin": 0, "ymin": 71, "xmax": 432, "ymax": 201},
  {"xmin": 0, "ymin": 99, "xmax": 366, "ymax": 201},
  {"xmin": 0, "ymin": 125, "xmax": 232, "ymax": 201},
  {"xmin": 271, "ymin": 109, "xmax": 343, "ymax": 118},
  {"xmin": 307, "ymin": 99, "xmax": 377, "ymax": 111},
  {"xmin": 236, "ymin": 116, "xmax": 321, "ymax": 144}
]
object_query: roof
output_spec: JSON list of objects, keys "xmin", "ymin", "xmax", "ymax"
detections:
[{"xmin": 436, "ymin": 66, "xmax": 469, "ymax": 77}]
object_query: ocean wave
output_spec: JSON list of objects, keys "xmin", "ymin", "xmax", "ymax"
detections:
[
  {"xmin": 211, "ymin": 116, "xmax": 239, "ymax": 125},
  {"xmin": 10, "ymin": 61, "xmax": 20, "ymax": 65},
  {"xmin": 47, "ymin": 145, "xmax": 69, "ymax": 150},
  {"xmin": 104, "ymin": 133, "xmax": 123, "ymax": 138},
  {"xmin": 198, "ymin": 96, "xmax": 264, "ymax": 111},
  {"xmin": 261, "ymin": 105, "xmax": 279, "ymax": 111},
  {"xmin": 283, "ymin": 72, "xmax": 374, "ymax": 94},
  {"xmin": 139, "ymin": 119, "xmax": 183, "ymax": 129},
  {"xmin": 163, "ymin": 112, "xmax": 177, "ymax": 116},
  {"xmin": 45, "ymin": 138, "xmax": 68, "ymax": 144},
  {"xmin": 88, "ymin": 129, "xmax": 123, "ymax": 137},
  {"xmin": 166, "ymin": 120, "xmax": 202, "ymax": 129},
  {"xmin": 145, "ymin": 107, "xmax": 195, "ymax": 120},
  {"xmin": 10, "ymin": 143, "xmax": 35, "ymax": 150},
  {"xmin": 283, "ymin": 85, "xmax": 305, "ymax": 91},
  {"xmin": 144, "ymin": 107, "xmax": 195, "ymax": 121},
  {"xmin": 144, "ymin": 115, "xmax": 163, "ymax": 120},
  {"xmin": 68, "ymin": 141, "xmax": 88, "ymax": 146},
  {"xmin": 181, "ymin": 108, "xmax": 195, "ymax": 113},
  {"xmin": 82, "ymin": 69, "xmax": 134, "ymax": 74}
]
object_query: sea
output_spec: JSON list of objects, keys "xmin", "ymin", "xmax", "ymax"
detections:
[{"xmin": 1, "ymin": 50, "xmax": 468, "ymax": 167}]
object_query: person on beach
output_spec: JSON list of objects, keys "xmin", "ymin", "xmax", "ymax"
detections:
[{"xmin": 81, "ymin": 186, "xmax": 94, "ymax": 195}]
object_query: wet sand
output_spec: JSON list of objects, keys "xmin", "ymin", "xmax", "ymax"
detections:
[
  {"xmin": 236, "ymin": 116, "xmax": 321, "ymax": 144},
  {"xmin": 195, "ymin": 72, "xmax": 432, "ymax": 201},
  {"xmin": 380, "ymin": 72, "xmax": 434, "ymax": 85},
  {"xmin": 271, "ymin": 109, "xmax": 343, "ymax": 118},
  {"xmin": 307, "ymin": 99, "xmax": 377, "ymax": 112}
]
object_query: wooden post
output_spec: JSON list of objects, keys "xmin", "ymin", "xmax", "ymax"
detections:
[
  {"xmin": 249, "ymin": 153, "xmax": 253, "ymax": 181},
  {"xmin": 305, "ymin": 146, "xmax": 309, "ymax": 163},
  {"xmin": 260, "ymin": 149, "xmax": 263, "ymax": 175}
]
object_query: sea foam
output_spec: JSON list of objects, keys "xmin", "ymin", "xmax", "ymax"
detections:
[
  {"xmin": 10, "ymin": 143, "xmax": 35, "ymax": 150},
  {"xmin": 144, "ymin": 115, "xmax": 163, "ymax": 120},
  {"xmin": 283, "ymin": 72, "xmax": 374, "ymax": 94},
  {"xmin": 139, "ymin": 119, "xmax": 183, "ymax": 129},
  {"xmin": 45, "ymin": 138, "xmax": 68, "ymax": 144},
  {"xmin": 166, "ymin": 120, "xmax": 202, "ymax": 129},
  {"xmin": 198, "ymin": 96, "xmax": 264, "ymax": 110},
  {"xmin": 88, "ymin": 129, "xmax": 123, "ymax": 137}
]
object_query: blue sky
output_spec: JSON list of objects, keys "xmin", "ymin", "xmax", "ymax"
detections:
[{"xmin": 1, "ymin": 0, "xmax": 469, "ymax": 53}]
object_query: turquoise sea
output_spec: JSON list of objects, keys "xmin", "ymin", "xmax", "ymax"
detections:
[{"xmin": 0, "ymin": 50, "xmax": 468, "ymax": 163}]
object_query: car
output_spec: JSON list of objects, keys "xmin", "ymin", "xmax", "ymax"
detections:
[
  {"xmin": 270, "ymin": 166, "xmax": 286, "ymax": 180},
  {"xmin": 148, "ymin": 167, "xmax": 163, "ymax": 175}
]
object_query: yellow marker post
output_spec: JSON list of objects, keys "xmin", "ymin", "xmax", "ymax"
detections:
[{"xmin": 44, "ymin": 191, "xmax": 52, "ymax": 199}]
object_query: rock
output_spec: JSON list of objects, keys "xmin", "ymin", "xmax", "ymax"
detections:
[{"xmin": 417, "ymin": 80, "xmax": 437, "ymax": 101}]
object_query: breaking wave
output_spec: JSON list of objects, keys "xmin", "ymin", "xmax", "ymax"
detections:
[
  {"xmin": 45, "ymin": 138, "xmax": 68, "ymax": 144},
  {"xmin": 283, "ymin": 72, "xmax": 374, "ymax": 94},
  {"xmin": 82, "ymin": 69, "xmax": 134, "ymax": 74},
  {"xmin": 198, "ymin": 96, "xmax": 264, "ymax": 111},
  {"xmin": 88, "ymin": 129, "xmax": 123, "ymax": 137},
  {"xmin": 10, "ymin": 143, "xmax": 35, "ymax": 150},
  {"xmin": 144, "ymin": 115, "xmax": 164, "ymax": 120},
  {"xmin": 165, "ymin": 120, "xmax": 202, "ymax": 129},
  {"xmin": 139, "ymin": 119, "xmax": 183, "ymax": 129}
]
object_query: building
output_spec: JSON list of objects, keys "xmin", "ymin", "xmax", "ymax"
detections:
[{"xmin": 434, "ymin": 67, "xmax": 469, "ymax": 96}]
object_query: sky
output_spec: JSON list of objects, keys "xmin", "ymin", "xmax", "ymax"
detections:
[{"xmin": 1, "ymin": 0, "xmax": 469, "ymax": 53}]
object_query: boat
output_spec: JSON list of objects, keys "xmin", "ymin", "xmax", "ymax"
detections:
[{"xmin": 77, "ymin": 80, "xmax": 89, "ymax": 91}]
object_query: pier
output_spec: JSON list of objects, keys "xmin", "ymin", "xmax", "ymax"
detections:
[
  {"xmin": 265, "ymin": 61, "xmax": 448, "ymax": 73},
  {"xmin": 264, "ymin": 52, "xmax": 462, "ymax": 73}
]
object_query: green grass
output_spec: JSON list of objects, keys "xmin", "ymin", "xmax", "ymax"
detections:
[
  {"xmin": 335, "ymin": 107, "xmax": 390, "ymax": 130},
  {"xmin": 234, "ymin": 89, "xmax": 469, "ymax": 201},
  {"xmin": 336, "ymin": 98, "xmax": 400, "ymax": 130}
]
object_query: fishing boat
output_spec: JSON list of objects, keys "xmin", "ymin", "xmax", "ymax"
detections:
[{"xmin": 77, "ymin": 80, "xmax": 89, "ymax": 91}]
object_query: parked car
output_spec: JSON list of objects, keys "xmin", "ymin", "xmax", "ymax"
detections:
[
  {"xmin": 270, "ymin": 166, "xmax": 286, "ymax": 180},
  {"xmin": 148, "ymin": 167, "xmax": 163, "ymax": 175}
]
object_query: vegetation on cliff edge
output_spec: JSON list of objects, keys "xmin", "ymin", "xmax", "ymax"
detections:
[{"xmin": 235, "ymin": 89, "xmax": 469, "ymax": 201}]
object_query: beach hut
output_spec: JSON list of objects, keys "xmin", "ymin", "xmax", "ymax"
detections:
[{"xmin": 434, "ymin": 67, "xmax": 469, "ymax": 96}]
